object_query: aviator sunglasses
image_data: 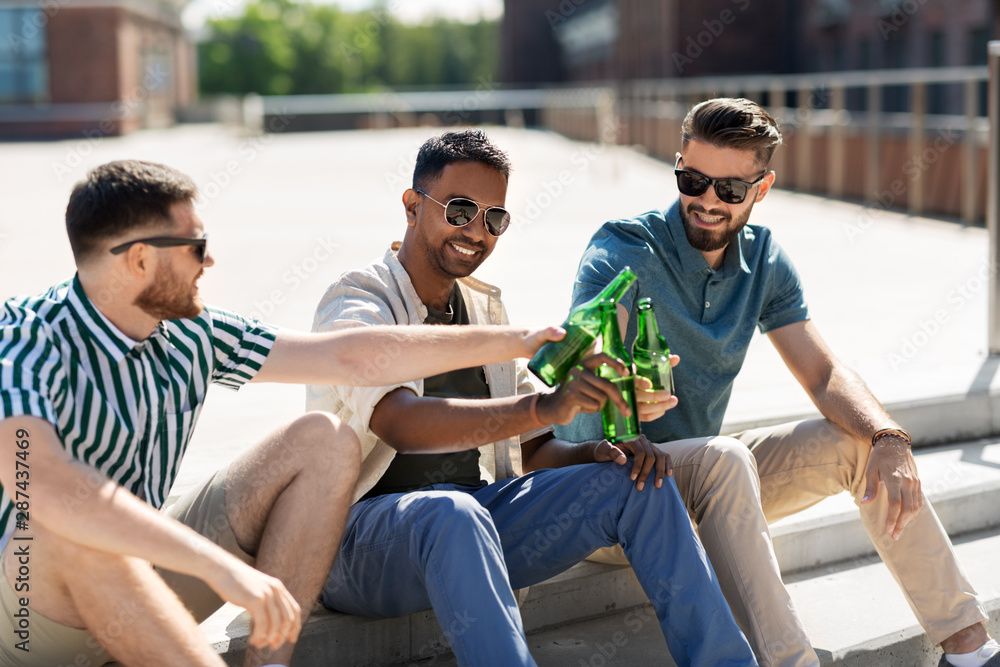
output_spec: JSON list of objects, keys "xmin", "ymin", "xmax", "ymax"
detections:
[
  {"xmin": 416, "ymin": 190, "xmax": 511, "ymax": 237},
  {"xmin": 110, "ymin": 234, "xmax": 209, "ymax": 263},
  {"xmin": 674, "ymin": 155, "xmax": 767, "ymax": 205}
]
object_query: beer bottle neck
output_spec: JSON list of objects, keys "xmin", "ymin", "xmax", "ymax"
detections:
[
  {"xmin": 585, "ymin": 268, "xmax": 637, "ymax": 312},
  {"xmin": 638, "ymin": 308, "xmax": 658, "ymax": 344},
  {"xmin": 601, "ymin": 305, "xmax": 629, "ymax": 360}
]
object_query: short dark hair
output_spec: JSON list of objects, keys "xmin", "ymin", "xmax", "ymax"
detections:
[
  {"xmin": 681, "ymin": 98, "xmax": 782, "ymax": 168},
  {"xmin": 412, "ymin": 129, "xmax": 511, "ymax": 190},
  {"xmin": 65, "ymin": 160, "xmax": 198, "ymax": 263}
]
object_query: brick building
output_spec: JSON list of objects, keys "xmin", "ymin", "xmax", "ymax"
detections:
[
  {"xmin": 502, "ymin": 0, "xmax": 799, "ymax": 84},
  {"xmin": 502, "ymin": 0, "xmax": 996, "ymax": 85},
  {"xmin": 501, "ymin": 0, "xmax": 567, "ymax": 84},
  {"xmin": 804, "ymin": 0, "xmax": 993, "ymax": 72},
  {"xmin": 0, "ymin": 0, "xmax": 196, "ymax": 138}
]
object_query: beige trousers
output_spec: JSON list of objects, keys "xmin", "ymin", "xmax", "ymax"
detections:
[{"xmin": 591, "ymin": 419, "xmax": 986, "ymax": 667}]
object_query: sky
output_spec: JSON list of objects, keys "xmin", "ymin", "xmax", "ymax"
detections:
[{"xmin": 183, "ymin": 0, "xmax": 504, "ymax": 30}]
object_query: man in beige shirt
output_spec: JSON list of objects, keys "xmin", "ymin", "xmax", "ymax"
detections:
[{"xmin": 307, "ymin": 129, "xmax": 757, "ymax": 666}]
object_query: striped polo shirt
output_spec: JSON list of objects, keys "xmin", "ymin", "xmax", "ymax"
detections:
[{"xmin": 0, "ymin": 276, "xmax": 276, "ymax": 540}]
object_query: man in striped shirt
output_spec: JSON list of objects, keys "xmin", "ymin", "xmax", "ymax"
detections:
[{"xmin": 0, "ymin": 160, "xmax": 566, "ymax": 667}]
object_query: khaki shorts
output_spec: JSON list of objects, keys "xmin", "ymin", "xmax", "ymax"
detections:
[{"xmin": 0, "ymin": 467, "xmax": 252, "ymax": 666}]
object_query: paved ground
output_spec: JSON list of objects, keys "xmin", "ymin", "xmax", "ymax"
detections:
[{"xmin": 0, "ymin": 123, "xmax": 992, "ymax": 496}]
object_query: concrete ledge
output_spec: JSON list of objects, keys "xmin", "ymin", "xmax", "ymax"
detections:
[
  {"xmin": 204, "ymin": 560, "xmax": 649, "ymax": 666},
  {"xmin": 722, "ymin": 390, "xmax": 1000, "ymax": 448}
]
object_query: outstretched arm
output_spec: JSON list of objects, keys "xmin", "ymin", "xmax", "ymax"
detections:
[
  {"xmin": 253, "ymin": 325, "xmax": 562, "ymax": 386},
  {"xmin": 0, "ymin": 416, "xmax": 300, "ymax": 650},
  {"xmin": 767, "ymin": 319, "xmax": 920, "ymax": 540}
]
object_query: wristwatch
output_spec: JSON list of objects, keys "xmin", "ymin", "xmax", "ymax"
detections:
[{"xmin": 871, "ymin": 427, "xmax": 911, "ymax": 447}]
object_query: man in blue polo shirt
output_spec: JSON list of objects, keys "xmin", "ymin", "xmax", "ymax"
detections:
[{"xmin": 558, "ymin": 98, "xmax": 999, "ymax": 667}]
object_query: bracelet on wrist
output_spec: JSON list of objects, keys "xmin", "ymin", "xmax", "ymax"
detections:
[{"xmin": 871, "ymin": 427, "xmax": 911, "ymax": 448}]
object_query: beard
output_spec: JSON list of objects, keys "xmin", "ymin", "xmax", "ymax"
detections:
[
  {"xmin": 680, "ymin": 199, "xmax": 755, "ymax": 253},
  {"xmin": 134, "ymin": 262, "xmax": 203, "ymax": 321}
]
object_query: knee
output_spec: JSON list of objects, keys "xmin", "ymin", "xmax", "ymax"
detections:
[
  {"xmin": 684, "ymin": 438, "xmax": 762, "ymax": 523},
  {"xmin": 702, "ymin": 436, "xmax": 758, "ymax": 479},
  {"xmin": 400, "ymin": 493, "xmax": 499, "ymax": 572},
  {"xmin": 286, "ymin": 411, "xmax": 361, "ymax": 474},
  {"xmin": 404, "ymin": 492, "xmax": 494, "ymax": 540}
]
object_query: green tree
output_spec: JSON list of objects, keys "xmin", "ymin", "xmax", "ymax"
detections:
[{"xmin": 198, "ymin": 2, "xmax": 499, "ymax": 96}]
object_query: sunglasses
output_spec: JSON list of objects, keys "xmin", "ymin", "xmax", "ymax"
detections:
[
  {"xmin": 110, "ymin": 234, "xmax": 209, "ymax": 263},
  {"xmin": 416, "ymin": 190, "xmax": 511, "ymax": 237},
  {"xmin": 674, "ymin": 155, "xmax": 767, "ymax": 205}
]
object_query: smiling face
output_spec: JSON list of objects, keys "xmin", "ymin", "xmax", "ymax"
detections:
[
  {"xmin": 133, "ymin": 200, "xmax": 214, "ymax": 321},
  {"xmin": 404, "ymin": 160, "xmax": 507, "ymax": 281},
  {"xmin": 677, "ymin": 140, "xmax": 773, "ymax": 266}
]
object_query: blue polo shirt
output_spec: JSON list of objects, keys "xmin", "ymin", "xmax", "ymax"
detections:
[{"xmin": 554, "ymin": 200, "xmax": 809, "ymax": 444}]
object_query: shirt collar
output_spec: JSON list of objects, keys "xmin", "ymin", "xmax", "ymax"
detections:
[
  {"xmin": 66, "ymin": 275, "xmax": 162, "ymax": 364},
  {"xmin": 730, "ymin": 226, "xmax": 753, "ymax": 276},
  {"xmin": 665, "ymin": 200, "xmax": 752, "ymax": 279}
]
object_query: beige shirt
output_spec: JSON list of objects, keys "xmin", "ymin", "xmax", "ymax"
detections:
[{"xmin": 306, "ymin": 243, "xmax": 552, "ymax": 504}]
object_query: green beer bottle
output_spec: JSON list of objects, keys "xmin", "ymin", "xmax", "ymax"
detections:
[
  {"xmin": 528, "ymin": 267, "xmax": 638, "ymax": 387},
  {"xmin": 632, "ymin": 298, "xmax": 674, "ymax": 394},
  {"xmin": 598, "ymin": 300, "xmax": 641, "ymax": 443}
]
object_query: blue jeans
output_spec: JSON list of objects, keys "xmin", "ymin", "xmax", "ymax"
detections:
[{"xmin": 321, "ymin": 461, "xmax": 756, "ymax": 667}]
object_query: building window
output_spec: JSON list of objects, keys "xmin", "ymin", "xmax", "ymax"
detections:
[
  {"xmin": 928, "ymin": 30, "xmax": 945, "ymax": 114},
  {"xmin": 0, "ymin": 7, "xmax": 49, "ymax": 103},
  {"xmin": 969, "ymin": 26, "xmax": 989, "ymax": 116},
  {"xmin": 887, "ymin": 34, "xmax": 907, "ymax": 68},
  {"xmin": 885, "ymin": 34, "xmax": 908, "ymax": 112},
  {"xmin": 969, "ymin": 26, "xmax": 989, "ymax": 65},
  {"xmin": 831, "ymin": 40, "xmax": 845, "ymax": 71},
  {"xmin": 858, "ymin": 39, "xmax": 871, "ymax": 69}
]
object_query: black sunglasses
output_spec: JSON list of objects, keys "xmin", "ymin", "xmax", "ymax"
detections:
[
  {"xmin": 416, "ymin": 190, "xmax": 511, "ymax": 237},
  {"xmin": 674, "ymin": 155, "xmax": 767, "ymax": 205},
  {"xmin": 110, "ymin": 235, "xmax": 208, "ymax": 263}
]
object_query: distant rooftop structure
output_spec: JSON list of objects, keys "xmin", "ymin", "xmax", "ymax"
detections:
[{"xmin": 0, "ymin": 0, "xmax": 196, "ymax": 138}]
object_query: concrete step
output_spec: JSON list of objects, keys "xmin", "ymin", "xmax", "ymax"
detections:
[
  {"xmin": 771, "ymin": 436, "xmax": 1000, "ymax": 574},
  {"xmin": 203, "ymin": 438, "xmax": 1000, "ymax": 666},
  {"xmin": 415, "ymin": 527, "xmax": 1000, "ymax": 667},
  {"xmin": 788, "ymin": 527, "xmax": 1000, "ymax": 666}
]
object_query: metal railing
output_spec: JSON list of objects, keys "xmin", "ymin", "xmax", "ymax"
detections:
[
  {"xmin": 987, "ymin": 43, "xmax": 1000, "ymax": 354},
  {"xmin": 543, "ymin": 66, "xmax": 988, "ymax": 224},
  {"xmin": 247, "ymin": 66, "xmax": 990, "ymax": 226},
  {"xmin": 252, "ymin": 86, "xmax": 553, "ymax": 133}
]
